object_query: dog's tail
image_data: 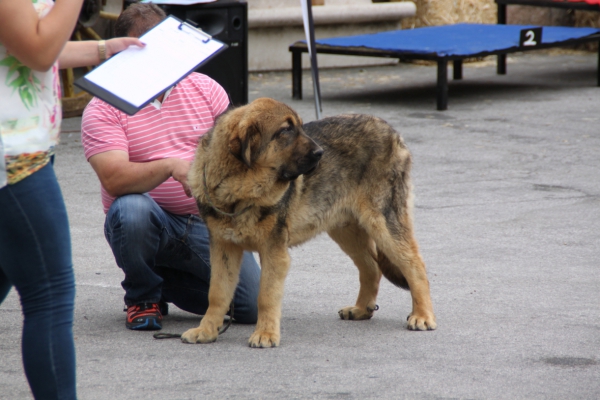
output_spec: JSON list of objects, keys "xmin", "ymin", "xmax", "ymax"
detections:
[{"xmin": 377, "ymin": 250, "xmax": 409, "ymax": 290}]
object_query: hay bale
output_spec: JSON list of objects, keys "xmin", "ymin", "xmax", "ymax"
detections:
[
  {"xmin": 507, "ymin": 6, "xmax": 573, "ymax": 26},
  {"xmin": 395, "ymin": 0, "xmax": 496, "ymax": 28},
  {"xmin": 391, "ymin": 0, "xmax": 600, "ymax": 30},
  {"xmin": 574, "ymin": 10, "xmax": 600, "ymax": 28}
]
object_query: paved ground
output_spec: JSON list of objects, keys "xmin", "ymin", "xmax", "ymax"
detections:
[{"xmin": 1, "ymin": 51, "xmax": 599, "ymax": 399}]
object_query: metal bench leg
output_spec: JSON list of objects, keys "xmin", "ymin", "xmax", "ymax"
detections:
[
  {"xmin": 597, "ymin": 43, "xmax": 600, "ymax": 87},
  {"xmin": 497, "ymin": 4, "xmax": 507, "ymax": 75},
  {"xmin": 497, "ymin": 3, "xmax": 507, "ymax": 24},
  {"xmin": 498, "ymin": 54, "xmax": 507, "ymax": 75},
  {"xmin": 437, "ymin": 59, "xmax": 448, "ymax": 111},
  {"xmin": 292, "ymin": 49, "xmax": 302, "ymax": 100},
  {"xmin": 453, "ymin": 60, "xmax": 463, "ymax": 80}
]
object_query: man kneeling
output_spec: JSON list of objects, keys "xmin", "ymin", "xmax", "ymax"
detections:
[{"xmin": 81, "ymin": 3, "xmax": 261, "ymax": 330}]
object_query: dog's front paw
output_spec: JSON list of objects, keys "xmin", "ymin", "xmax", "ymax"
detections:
[
  {"xmin": 248, "ymin": 330, "xmax": 280, "ymax": 348},
  {"xmin": 406, "ymin": 312, "xmax": 437, "ymax": 331},
  {"xmin": 180, "ymin": 327, "xmax": 219, "ymax": 344},
  {"xmin": 338, "ymin": 306, "xmax": 374, "ymax": 320}
]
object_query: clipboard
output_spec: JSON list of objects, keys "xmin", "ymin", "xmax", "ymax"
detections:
[{"xmin": 75, "ymin": 15, "xmax": 228, "ymax": 115}]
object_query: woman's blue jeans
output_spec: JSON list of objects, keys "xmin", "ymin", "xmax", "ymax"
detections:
[
  {"xmin": 0, "ymin": 163, "xmax": 77, "ymax": 400},
  {"xmin": 104, "ymin": 194, "xmax": 261, "ymax": 324}
]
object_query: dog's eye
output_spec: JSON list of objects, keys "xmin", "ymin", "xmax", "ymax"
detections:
[{"xmin": 273, "ymin": 126, "xmax": 294, "ymax": 140}]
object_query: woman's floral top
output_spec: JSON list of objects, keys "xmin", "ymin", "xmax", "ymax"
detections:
[{"xmin": 0, "ymin": 0, "xmax": 62, "ymax": 188}]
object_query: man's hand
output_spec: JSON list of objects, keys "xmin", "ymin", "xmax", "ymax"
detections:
[{"xmin": 169, "ymin": 158, "xmax": 192, "ymax": 197}]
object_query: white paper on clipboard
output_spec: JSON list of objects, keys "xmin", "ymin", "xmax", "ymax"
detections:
[{"xmin": 84, "ymin": 16, "xmax": 225, "ymax": 108}]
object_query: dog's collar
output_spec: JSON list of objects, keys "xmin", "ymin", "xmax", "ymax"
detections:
[{"xmin": 202, "ymin": 166, "xmax": 252, "ymax": 218}]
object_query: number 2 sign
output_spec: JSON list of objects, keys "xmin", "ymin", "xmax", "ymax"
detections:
[{"xmin": 520, "ymin": 27, "xmax": 543, "ymax": 47}]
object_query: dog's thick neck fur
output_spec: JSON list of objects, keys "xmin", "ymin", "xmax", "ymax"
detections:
[{"xmin": 188, "ymin": 102, "xmax": 295, "ymax": 216}]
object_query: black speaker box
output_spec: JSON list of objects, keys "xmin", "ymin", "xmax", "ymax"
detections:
[{"xmin": 160, "ymin": 0, "xmax": 248, "ymax": 106}]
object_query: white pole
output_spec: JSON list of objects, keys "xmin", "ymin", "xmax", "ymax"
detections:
[{"xmin": 300, "ymin": 0, "xmax": 322, "ymax": 120}]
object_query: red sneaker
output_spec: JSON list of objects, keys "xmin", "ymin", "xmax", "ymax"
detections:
[{"xmin": 126, "ymin": 303, "xmax": 162, "ymax": 330}]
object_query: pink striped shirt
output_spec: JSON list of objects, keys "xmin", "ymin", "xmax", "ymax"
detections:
[{"xmin": 81, "ymin": 73, "xmax": 229, "ymax": 215}]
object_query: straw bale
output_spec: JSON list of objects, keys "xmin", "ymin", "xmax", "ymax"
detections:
[
  {"xmin": 574, "ymin": 10, "xmax": 600, "ymax": 29},
  {"xmin": 506, "ymin": 6, "xmax": 573, "ymax": 26},
  {"xmin": 395, "ymin": 0, "xmax": 598, "ymax": 30},
  {"xmin": 394, "ymin": 0, "xmax": 496, "ymax": 29}
]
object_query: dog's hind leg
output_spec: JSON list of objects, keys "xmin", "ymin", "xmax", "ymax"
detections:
[
  {"xmin": 328, "ymin": 223, "xmax": 382, "ymax": 321},
  {"xmin": 359, "ymin": 210, "xmax": 437, "ymax": 331},
  {"xmin": 180, "ymin": 240, "xmax": 244, "ymax": 344}
]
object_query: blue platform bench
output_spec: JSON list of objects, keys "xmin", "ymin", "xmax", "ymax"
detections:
[{"xmin": 289, "ymin": 23, "xmax": 600, "ymax": 110}]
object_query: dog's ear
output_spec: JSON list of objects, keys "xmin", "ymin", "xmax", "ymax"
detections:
[{"xmin": 229, "ymin": 123, "xmax": 260, "ymax": 168}]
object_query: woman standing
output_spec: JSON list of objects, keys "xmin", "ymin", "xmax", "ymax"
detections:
[{"xmin": 0, "ymin": 1, "xmax": 142, "ymax": 398}]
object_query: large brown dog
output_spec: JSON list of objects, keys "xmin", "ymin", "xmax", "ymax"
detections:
[{"xmin": 181, "ymin": 98, "xmax": 436, "ymax": 347}]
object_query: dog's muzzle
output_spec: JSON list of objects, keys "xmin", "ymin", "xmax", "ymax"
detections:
[
  {"xmin": 280, "ymin": 147, "xmax": 324, "ymax": 181},
  {"xmin": 297, "ymin": 146, "xmax": 323, "ymax": 175},
  {"xmin": 302, "ymin": 147, "xmax": 323, "ymax": 176}
]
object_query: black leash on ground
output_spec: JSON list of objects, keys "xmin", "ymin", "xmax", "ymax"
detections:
[{"xmin": 153, "ymin": 302, "xmax": 234, "ymax": 340}]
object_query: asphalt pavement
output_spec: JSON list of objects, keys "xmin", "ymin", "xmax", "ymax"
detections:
[{"xmin": 1, "ymin": 51, "xmax": 599, "ymax": 399}]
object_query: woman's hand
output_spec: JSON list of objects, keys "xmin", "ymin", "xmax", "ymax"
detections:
[
  {"xmin": 58, "ymin": 38, "xmax": 145, "ymax": 69},
  {"xmin": 105, "ymin": 37, "xmax": 146, "ymax": 58}
]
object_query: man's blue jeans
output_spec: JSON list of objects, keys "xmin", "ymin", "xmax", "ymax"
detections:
[
  {"xmin": 0, "ymin": 163, "xmax": 77, "ymax": 400},
  {"xmin": 104, "ymin": 194, "xmax": 261, "ymax": 324}
]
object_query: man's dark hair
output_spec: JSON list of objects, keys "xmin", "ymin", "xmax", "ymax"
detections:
[{"xmin": 114, "ymin": 3, "xmax": 167, "ymax": 38}]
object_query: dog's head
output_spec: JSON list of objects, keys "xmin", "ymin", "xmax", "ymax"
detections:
[{"xmin": 226, "ymin": 98, "xmax": 323, "ymax": 181}]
